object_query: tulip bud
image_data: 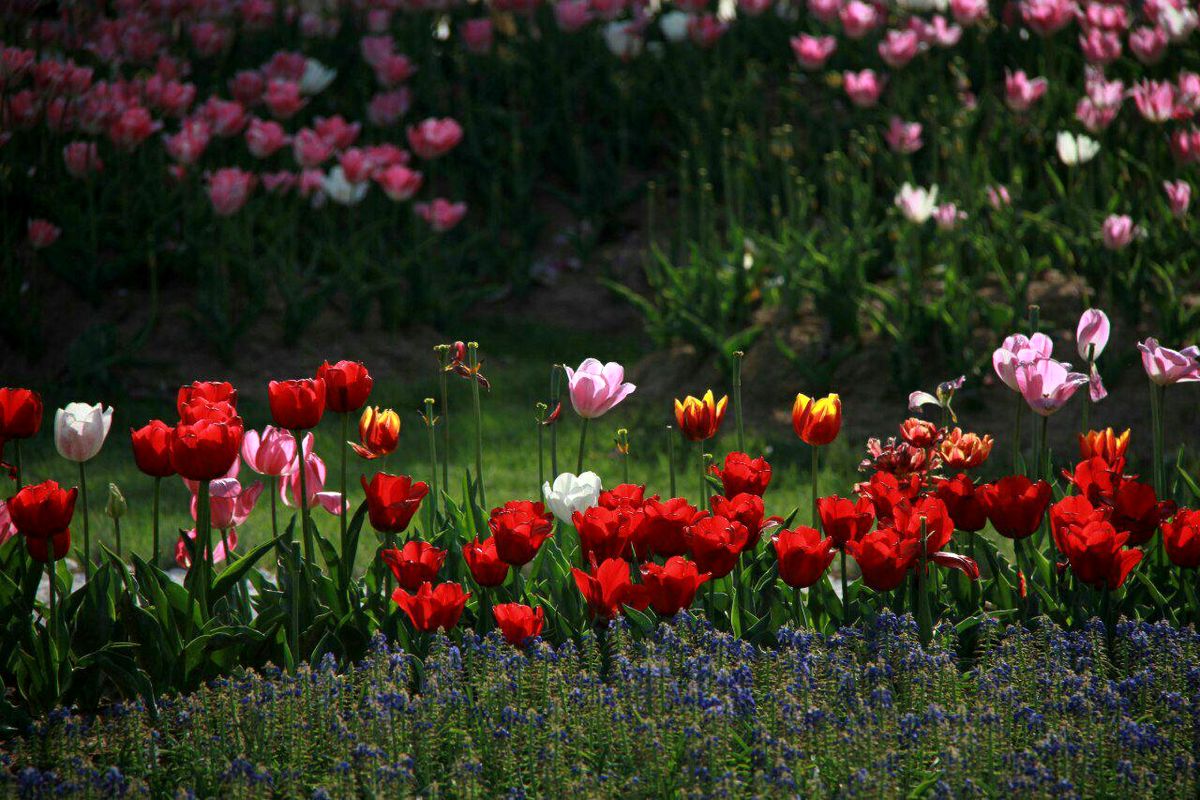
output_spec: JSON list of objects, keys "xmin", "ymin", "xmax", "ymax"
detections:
[{"xmin": 106, "ymin": 482, "xmax": 127, "ymax": 520}]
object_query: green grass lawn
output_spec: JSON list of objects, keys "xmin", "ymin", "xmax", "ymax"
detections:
[{"xmin": 16, "ymin": 319, "xmax": 864, "ymax": 573}]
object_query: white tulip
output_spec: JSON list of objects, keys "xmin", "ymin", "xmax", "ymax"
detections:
[
  {"xmin": 894, "ymin": 182, "xmax": 939, "ymax": 224},
  {"xmin": 542, "ymin": 471, "xmax": 602, "ymax": 524},
  {"xmin": 603, "ymin": 21, "xmax": 644, "ymax": 60},
  {"xmin": 300, "ymin": 58, "xmax": 337, "ymax": 95},
  {"xmin": 659, "ymin": 11, "xmax": 692, "ymax": 43},
  {"xmin": 1056, "ymin": 131, "xmax": 1100, "ymax": 166},
  {"xmin": 323, "ymin": 166, "xmax": 368, "ymax": 206},
  {"xmin": 54, "ymin": 402, "xmax": 113, "ymax": 463}
]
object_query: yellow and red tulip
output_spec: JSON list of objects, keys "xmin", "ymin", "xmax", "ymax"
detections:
[
  {"xmin": 351, "ymin": 406, "xmax": 401, "ymax": 460},
  {"xmin": 674, "ymin": 390, "xmax": 728, "ymax": 442},
  {"xmin": 791, "ymin": 393, "xmax": 841, "ymax": 446}
]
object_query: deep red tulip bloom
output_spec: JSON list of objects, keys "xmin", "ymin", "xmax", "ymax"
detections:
[
  {"xmin": 640, "ymin": 556, "xmax": 710, "ymax": 616},
  {"xmin": 598, "ymin": 483, "xmax": 653, "ymax": 511},
  {"xmin": 0, "ymin": 387, "xmax": 43, "ymax": 439},
  {"xmin": 684, "ymin": 514, "xmax": 749, "ymax": 578},
  {"xmin": 892, "ymin": 496, "xmax": 955, "ymax": 553},
  {"xmin": 1049, "ymin": 494, "xmax": 1107, "ymax": 554},
  {"xmin": 362, "ymin": 473, "xmax": 429, "ymax": 534},
  {"xmin": 978, "ymin": 476, "xmax": 1052, "ymax": 540},
  {"xmin": 130, "ymin": 420, "xmax": 177, "ymax": 478},
  {"xmin": 1162, "ymin": 508, "xmax": 1200, "ymax": 568},
  {"xmin": 170, "ymin": 419, "xmax": 243, "ymax": 481},
  {"xmin": 25, "ymin": 529, "xmax": 72, "ymax": 562},
  {"xmin": 462, "ymin": 536, "xmax": 510, "ymax": 587},
  {"xmin": 641, "ymin": 497, "xmax": 701, "ymax": 557},
  {"xmin": 847, "ymin": 527, "xmax": 917, "ymax": 592},
  {"xmin": 817, "ymin": 495, "xmax": 876, "ymax": 548},
  {"xmin": 316, "ymin": 360, "xmax": 374, "ymax": 413},
  {"xmin": 857, "ymin": 470, "xmax": 921, "ymax": 525},
  {"xmin": 899, "ymin": 417, "xmax": 939, "ymax": 447},
  {"xmin": 710, "ymin": 492, "xmax": 780, "ymax": 551},
  {"xmin": 1055, "ymin": 519, "xmax": 1142, "ymax": 590},
  {"xmin": 268, "ymin": 378, "xmax": 326, "ymax": 430},
  {"xmin": 572, "ymin": 557, "xmax": 650, "ymax": 621},
  {"xmin": 933, "ymin": 474, "xmax": 987, "ymax": 533},
  {"xmin": 381, "ymin": 540, "xmax": 446, "ymax": 591},
  {"xmin": 710, "ymin": 452, "xmax": 772, "ymax": 498},
  {"xmin": 493, "ymin": 603, "xmax": 544, "ymax": 646},
  {"xmin": 488, "ymin": 500, "xmax": 553, "ymax": 566},
  {"xmin": 573, "ymin": 506, "xmax": 638, "ymax": 563},
  {"xmin": 1065, "ymin": 457, "xmax": 1120, "ymax": 505},
  {"xmin": 772, "ymin": 526, "xmax": 836, "ymax": 588},
  {"xmin": 176, "ymin": 380, "xmax": 237, "ymax": 417},
  {"xmin": 179, "ymin": 397, "xmax": 241, "ymax": 426},
  {"xmin": 8, "ymin": 480, "xmax": 77, "ymax": 538},
  {"xmin": 1110, "ymin": 479, "xmax": 1175, "ymax": 547},
  {"xmin": 392, "ymin": 581, "xmax": 470, "ymax": 632}
]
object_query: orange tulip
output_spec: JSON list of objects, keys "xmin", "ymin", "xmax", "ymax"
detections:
[
  {"xmin": 674, "ymin": 391, "xmax": 728, "ymax": 441},
  {"xmin": 791, "ymin": 393, "xmax": 842, "ymax": 446},
  {"xmin": 939, "ymin": 428, "xmax": 994, "ymax": 469},
  {"xmin": 1078, "ymin": 427, "xmax": 1130, "ymax": 471},
  {"xmin": 351, "ymin": 406, "xmax": 401, "ymax": 460}
]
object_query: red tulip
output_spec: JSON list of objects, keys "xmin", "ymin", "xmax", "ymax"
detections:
[
  {"xmin": 488, "ymin": 500, "xmax": 554, "ymax": 566},
  {"xmin": 316, "ymin": 360, "xmax": 374, "ymax": 413},
  {"xmin": 898, "ymin": 417, "xmax": 939, "ymax": 447},
  {"xmin": 572, "ymin": 558, "xmax": 649, "ymax": 620},
  {"xmin": 573, "ymin": 506, "xmax": 637, "ymax": 563},
  {"xmin": 268, "ymin": 378, "xmax": 326, "ymax": 430},
  {"xmin": 598, "ymin": 483, "xmax": 651, "ymax": 511},
  {"xmin": 493, "ymin": 603, "xmax": 544, "ymax": 646},
  {"xmin": 178, "ymin": 397, "xmax": 241, "ymax": 427},
  {"xmin": 171, "ymin": 418, "xmax": 243, "ymax": 481},
  {"xmin": 1049, "ymin": 494, "xmax": 1107, "ymax": 553},
  {"xmin": 462, "ymin": 536, "xmax": 510, "ymax": 587},
  {"xmin": 892, "ymin": 496, "xmax": 955, "ymax": 553},
  {"xmin": 1078, "ymin": 427, "xmax": 1130, "ymax": 472},
  {"xmin": 857, "ymin": 470, "xmax": 921, "ymax": 525},
  {"xmin": 640, "ymin": 497, "xmax": 701, "ymax": 557},
  {"xmin": 0, "ymin": 387, "xmax": 43, "ymax": 439},
  {"xmin": 1055, "ymin": 519, "xmax": 1142, "ymax": 590},
  {"xmin": 817, "ymin": 495, "xmax": 875, "ymax": 548},
  {"xmin": 1162, "ymin": 509, "xmax": 1200, "ymax": 568},
  {"xmin": 176, "ymin": 381, "xmax": 237, "ymax": 417},
  {"xmin": 392, "ymin": 581, "xmax": 470, "ymax": 632},
  {"xmin": 640, "ymin": 556, "xmax": 710, "ymax": 616},
  {"xmin": 684, "ymin": 514, "xmax": 749, "ymax": 578},
  {"xmin": 7, "ymin": 480, "xmax": 77, "ymax": 562},
  {"xmin": 130, "ymin": 420, "xmax": 177, "ymax": 478},
  {"xmin": 933, "ymin": 474, "xmax": 987, "ymax": 533},
  {"xmin": 362, "ymin": 473, "xmax": 428, "ymax": 534},
  {"xmin": 710, "ymin": 492, "xmax": 779, "ymax": 551},
  {"xmin": 381, "ymin": 540, "xmax": 446, "ymax": 591},
  {"xmin": 1110, "ymin": 479, "xmax": 1175, "ymax": 547},
  {"xmin": 847, "ymin": 527, "xmax": 917, "ymax": 591},
  {"xmin": 1065, "ymin": 457, "xmax": 1120, "ymax": 505},
  {"xmin": 710, "ymin": 452, "xmax": 772, "ymax": 498},
  {"xmin": 978, "ymin": 476, "xmax": 1051, "ymax": 540},
  {"xmin": 772, "ymin": 526, "xmax": 836, "ymax": 588}
]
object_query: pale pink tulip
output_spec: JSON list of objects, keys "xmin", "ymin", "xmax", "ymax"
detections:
[
  {"xmin": 1075, "ymin": 309, "xmax": 1110, "ymax": 360},
  {"xmin": 191, "ymin": 478, "xmax": 264, "ymax": 530},
  {"xmin": 27, "ymin": 219, "xmax": 60, "ymax": 249},
  {"xmin": 986, "ymin": 184, "xmax": 1012, "ymax": 209},
  {"xmin": 368, "ymin": 89, "xmax": 412, "ymax": 127},
  {"xmin": 1021, "ymin": 0, "xmax": 1075, "ymax": 35},
  {"xmin": 1005, "ymin": 70, "xmax": 1048, "ymax": 112},
  {"xmin": 993, "ymin": 332, "xmax": 1053, "ymax": 391},
  {"xmin": 884, "ymin": 117, "xmax": 923, "ymax": 154},
  {"xmin": 245, "ymin": 118, "xmax": 290, "ymax": 158},
  {"xmin": 407, "ymin": 118, "xmax": 463, "ymax": 159},
  {"xmin": 564, "ymin": 358, "xmax": 636, "ymax": 419},
  {"xmin": 292, "ymin": 128, "xmax": 335, "ymax": 168},
  {"xmin": 933, "ymin": 203, "xmax": 966, "ymax": 230},
  {"xmin": 281, "ymin": 452, "xmax": 345, "ymax": 514},
  {"xmin": 163, "ymin": 119, "xmax": 211, "ymax": 165},
  {"xmin": 1101, "ymin": 214, "xmax": 1138, "ymax": 250},
  {"xmin": 1129, "ymin": 26, "xmax": 1169, "ymax": 64},
  {"xmin": 0, "ymin": 501, "xmax": 16, "ymax": 546},
  {"xmin": 790, "ymin": 35, "xmax": 837, "ymax": 70},
  {"xmin": 314, "ymin": 115, "xmax": 361, "ymax": 149},
  {"xmin": 840, "ymin": 0, "xmax": 881, "ymax": 38},
  {"xmin": 206, "ymin": 168, "xmax": 255, "ymax": 216},
  {"xmin": 176, "ymin": 527, "xmax": 238, "ymax": 569},
  {"xmin": 63, "ymin": 141, "xmax": 103, "ymax": 178},
  {"xmin": 1138, "ymin": 338, "xmax": 1200, "ymax": 385},
  {"xmin": 808, "ymin": 0, "xmax": 842, "ymax": 24},
  {"xmin": 242, "ymin": 427, "xmax": 307, "ymax": 476},
  {"xmin": 375, "ymin": 164, "xmax": 424, "ymax": 201},
  {"xmin": 1079, "ymin": 29, "xmax": 1122, "ymax": 64},
  {"xmin": 1131, "ymin": 80, "xmax": 1177, "ymax": 123},
  {"xmin": 415, "ymin": 198, "xmax": 467, "ymax": 232},
  {"xmin": 878, "ymin": 30, "xmax": 921, "ymax": 69},
  {"xmin": 461, "ymin": 19, "xmax": 494, "ymax": 54},
  {"xmin": 951, "ymin": 0, "xmax": 989, "ymax": 25},
  {"xmin": 844, "ymin": 70, "xmax": 884, "ymax": 107},
  {"xmin": 1164, "ymin": 179, "xmax": 1192, "ymax": 218},
  {"xmin": 1015, "ymin": 357, "xmax": 1089, "ymax": 416},
  {"xmin": 555, "ymin": 0, "xmax": 593, "ymax": 32}
]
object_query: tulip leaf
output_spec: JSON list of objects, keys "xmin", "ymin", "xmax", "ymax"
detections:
[{"xmin": 211, "ymin": 537, "xmax": 282, "ymax": 606}]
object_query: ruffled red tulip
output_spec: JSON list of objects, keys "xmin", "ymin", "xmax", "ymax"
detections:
[
  {"xmin": 268, "ymin": 378, "xmax": 326, "ymax": 430},
  {"xmin": 933, "ymin": 474, "xmax": 987, "ymax": 533},
  {"xmin": 640, "ymin": 556, "xmax": 710, "ymax": 616},
  {"xmin": 362, "ymin": 473, "xmax": 428, "ymax": 534},
  {"xmin": 462, "ymin": 536, "xmax": 510, "ymax": 587},
  {"xmin": 489, "ymin": 500, "xmax": 554, "ymax": 566},
  {"xmin": 817, "ymin": 495, "xmax": 876, "ymax": 548},
  {"xmin": 978, "ymin": 476, "xmax": 1051, "ymax": 540},
  {"xmin": 674, "ymin": 391, "xmax": 727, "ymax": 441},
  {"xmin": 710, "ymin": 492, "xmax": 779, "ymax": 551},
  {"xmin": 710, "ymin": 452, "xmax": 772, "ymax": 498},
  {"xmin": 573, "ymin": 506, "xmax": 638, "ymax": 563},
  {"xmin": 899, "ymin": 418, "xmax": 939, "ymax": 447},
  {"xmin": 572, "ymin": 557, "xmax": 650, "ymax": 621},
  {"xmin": 8, "ymin": 480, "xmax": 77, "ymax": 562},
  {"xmin": 598, "ymin": 483, "xmax": 651, "ymax": 511},
  {"xmin": 381, "ymin": 540, "xmax": 446, "ymax": 591},
  {"xmin": 130, "ymin": 420, "xmax": 177, "ymax": 478},
  {"xmin": 791, "ymin": 393, "xmax": 842, "ymax": 446},
  {"xmin": 684, "ymin": 514, "xmax": 749, "ymax": 579},
  {"xmin": 316, "ymin": 360, "xmax": 374, "ymax": 413},
  {"xmin": 0, "ymin": 388, "xmax": 43, "ymax": 440},
  {"xmin": 1110, "ymin": 480, "xmax": 1175, "ymax": 547},
  {"xmin": 171, "ymin": 418, "xmax": 243, "ymax": 481},
  {"xmin": 1078, "ymin": 427, "xmax": 1130, "ymax": 472},
  {"xmin": 848, "ymin": 528, "xmax": 917, "ymax": 591},
  {"xmin": 1049, "ymin": 494, "xmax": 1107, "ymax": 553},
  {"xmin": 857, "ymin": 470, "xmax": 922, "ymax": 524},
  {"xmin": 772, "ymin": 526, "xmax": 836, "ymax": 588},
  {"xmin": 179, "ymin": 396, "xmax": 241, "ymax": 427},
  {"xmin": 641, "ymin": 497, "xmax": 701, "ymax": 557},
  {"xmin": 392, "ymin": 581, "xmax": 470, "ymax": 632},
  {"xmin": 493, "ymin": 603, "xmax": 544, "ymax": 646},
  {"xmin": 1162, "ymin": 509, "xmax": 1200, "ymax": 568},
  {"xmin": 1055, "ymin": 519, "xmax": 1142, "ymax": 590},
  {"xmin": 176, "ymin": 381, "xmax": 237, "ymax": 417}
]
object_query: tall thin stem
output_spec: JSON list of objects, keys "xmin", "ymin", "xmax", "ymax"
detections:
[
  {"xmin": 339, "ymin": 412, "xmax": 349, "ymax": 589},
  {"xmin": 732, "ymin": 350, "xmax": 745, "ymax": 453},
  {"xmin": 439, "ymin": 350, "xmax": 451, "ymax": 506},
  {"xmin": 13, "ymin": 440, "xmax": 22, "ymax": 490},
  {"xmin": 698, "ymin": 444, "xmax": 708, "ymax": 510},
  {"xmin": 1012, "ymin": 394, "xmax": 1024, "ymax": 475},
  {"xmin": 78, "ymin": 461, "xmax": 91, "ymax": 580},
  {"xmin": 576, "ymin": 418, "xmax": 590, "ymax": 475},
  {"xmin": 46, "ymin": 561, "xmax": 56, "ymax": 648},
  {"xmin": 468, "ymin": 343, "xmax": 487, "ymax": 510},
  {"xmin": 151, "ymin": 476, "xmax": 161, "ymax": 564},
  {"xmin": 810, "ymin": 445, "xmax": 820, "ymax": 530},
  {"xmin": 550, "ymin": 366, "xmax": 562, "ymax": 478},
  {"xmin": 667, "ymin": 425, "xmax": 677, "ymax": 498},
  {"xmin": 425, "ymin": 399, "xmax": 439, "ymax": 537},
  {"xmin": 197, "ymin": 479, "xmax": 211, "ymax": 616}
]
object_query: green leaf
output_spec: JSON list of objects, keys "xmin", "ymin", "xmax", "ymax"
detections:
[{"xmin": 210, "ymin": 537, "xmax": 281, "ymax": 606}]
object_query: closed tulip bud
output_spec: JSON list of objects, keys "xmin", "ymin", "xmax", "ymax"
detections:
[
  {"xmin": 542, "ymin": 471, "xmax": 602, "ymax": 524},
  {"xmin": 54, "ymin": 402, "xmax": 114, "ymax": 463},
  {"xmin": 772, "ymin": 526, "xmax": 836, "ymax": 588},
  {"xmin": 105, "ymin": 483, "xmax": 127, "ymax": 520},
  {"xmin": 381, "ymin": 541, "xmax": 446, "ymax": 592},
  {"xmin": 674, "ymin": 390, "xmax": 728, "ymax": 441},
  {"xmin": 130, "ymin": 420, "xmax": 177, "ymax": 478},
  {"xmin": 791, "ymin": 393, "xmax": 842, "ymax": 446},
  {"xmin": 268, "ymin": 378, "xmax": 326, "ymax": 430},
  {"xmin": 492, "ymin": 603, "xmax": 544, "ymax": 646},
  {"xmin": 462, "ymin": 536, "xmax": 510, "ymax": 587},
  {"xmin": 0, "ymin": 387, "xmax": 43, "ymax": 440},
  {"xmin": 640, "ymin": 556, "xmax": 710, "ymax": 616},
  {"xmin": 316, "ymin": 360, "xmax": 374, "ymax": 413},
  {"xmin": 362, "ymin": 473, "xmax": 428, "ymax": 534}
]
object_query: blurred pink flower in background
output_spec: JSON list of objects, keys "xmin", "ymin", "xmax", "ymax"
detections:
[
  {"xmin": 1005, "ymin": 70, "xmax": 1048, "ymax": 111},
  {"xmin": 206, "ymin": 168, "xmax": 255, "ymax": 216},
  {"xmin": 1129, "ymin": 26, "xmax": 1169, "ymax": 64},
  {"xmin": 27, "ymin": 219, "xmax": 60, "ymax": 249},
  {"xmin": 878, "ymin": 30, "xmax": 921, "ymax": 69},
  {"xmin": 884, "ymin": 117, "xmax": 923, "ymax": 154},
  {"xmin": 844, "ymin": 70, "xmax": 884, "ymax": 107},
  {"xmin": 790, "ymin": 35, "xmax": 836, "ymax": 70},
  {"xmin": 461, "ymin": 19, "xmax": 494, "ymax": 54},
  {"xmin": 555, "ymin": 0, "xmax": 594, "ymax": 32},
  {"xmin": 376, "ymin": 164, "xmax": 424, "ymax": 201},
  {"xmin": 1101, "ymin": 214, "xmax": 1139, "ymax": 249},
  {"xmin": 415, "ymin": 198, "xmax": 468, "ymax": 232},
  {"xmin": 63, "ymin": 141, "xmax": 103, "ymax": 177},
  {"xmin": 407, "ymin": 118, "xmax": 463, "ymax": 159},
  {"xmin": 245, "ymin": 118, "xmax": 290, "ymax": 158},
  {"xmin": 840, "ymin": 0, "xmax": 881, "ymax": 39},
  {"xmin": 1163, "ymin": 179, "xmax": 1192, "ymax": 218}
]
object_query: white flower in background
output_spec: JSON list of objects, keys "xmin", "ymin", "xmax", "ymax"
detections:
[
  {"xmin": 55, "ymin": 402, "xmax": 113, "ymax": 462},
  {"xmin": 1161, "ymin": 3, "xmax": 1198, "ymax": 41},
  {"xmin": 300, "ymin": 58, "xmax": 337, "ymax": 95},
  {"xmin": 1056, "ymin": 131, "xmax": 1100, "ymax": 165},
  {"xmin": 323, "ymin": 166, "xmax": 368, "ymax": 205},
  {"xmin": 603, "ymin": 21, "xmax": 643, "ymax": 60},
  {"xmin": 660, "ymin": 11, "xmax": 692, "ymax": 42},
  {"xmin": 542, "ymin": 471, "xmax": 602, "ymax": 524},
  {"xmin": 894, "ymin": 182, "xmax": 939, "ymax": 223},
  {"xmin": 897, "ymin": 0, "xmax": 948, "ymax": 12}
]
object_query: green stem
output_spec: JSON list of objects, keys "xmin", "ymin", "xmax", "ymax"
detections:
[
  {"xmin": 293, "ymin": 431, "xmax": 314, "ymax": 568},
  {"xmin": 840, "ymin": 549, "xmax": 849, "ymax": 624},
  {"xmin": 13, "ymin": 439, "xmax": 21, "ymax": 490},
  {"xmin": 915, "ymin": 516, "xmax": 931, "ymax": 646},
  {"xmin": 810, "ymin": 445, "xmax": 820, "ymax": 530},
  {"xmin": 667, "ymin": 426, "xmax": 677, "ymax": 498},
  {"xmin": 469, "ymin": 344, "xmax": 487, "ymax": 510},
  {"xmin": 576, "ymin": 417, "xmax": 589, "ymax": 475},
  {"xmin": 1038, "ymin": 414, "xmax": 1049, "ymax": 482},
  {"xmin": 425, "ymin": 399, "xmax": 439, "ymax": 538},
  {"xmin": 440, "ymin": 361, "xmax": 451, "ymax": 508},
  {"xmin": 698, "ymin": 444, "xmax": 708, "ymax": 510},
  {"xmin": 197, "ymin": 479, "xmax": 211, "ymax": 616},
  {"xmin": 152, "ymin": 477, "xmax": 161, "ymax": 565},
  {"xmin": 339, "ymin": 412, "xmax": 349, "ymax": 590},
  {"xmin": 550, "ymin": 366, "xmax": 562, "ymax": 479},
  {"xmin": 536, "ymin": 419, "xmax": 545, "ymax": 496},
  {"xmin": 113, "ymin": 518, "xmax": 121, "ymax": 559},
  {"xmin": 1012, "ymin": 394, "xmax": 1024, "ymax": 475},
  {"xmin": 46, "ymin": 561, "xmax": 56, "ymax": 649},
  {"xmin": 78, "ymin": 461, "xmax": 91, "ymax": 580},
  {"xmin": 732, "ymin": 351, "xmax": 745, "ymax": 453}
]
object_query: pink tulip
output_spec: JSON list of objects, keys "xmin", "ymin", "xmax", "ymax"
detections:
[
  {"xmin": 109, "ymin": 106, "xmax": 158, "ymax": 150},
  {"xmin": 1177, "ymin": 72, "xmax": 1200, "ymax": 112},
  {"xmin": 1129, "ymin": 26, "xmax": 1169, "ymax": 64},
  {"xmin": 265, "ymin": 51, "xmax": 308, "ymax": 81},
  {"xmin": 27, "ymin": 219, "xmax": 61, "ymax": 250},
  {"xmin": 1101, "ymin": 214, "xmax": 1138, "ymax": 250},
  {"xmin": 242, "ymin": 427, "xmax": 307, "ymax": 476},
  {"xmin": 261, "ymin": 171, "xmax": 297, "ymax": 195},
  {"xmin": 246, "ymin": 118, "xmax": 290, "ymax": 158},
  {"xmin": 1087, "ymin": 366, "xmax": 1108, "ymax": 402},
  {"xmin": 461, "ymin": 19, "xmax": 494, "ymax": 53},
  {"xmin": 564, "ymin": 358, "xmax": 636, "ymax": 419},
  {"xmin": 924, "ymin": 16, "xmax": 963, "ymax": 47},
  {"xmin": 176, "ymin": 527, "xmax": 238, "ymax": 569},
  {"xmin": 207, "ymin": 168, "xmax": 255, "ymax": 216},
  {"xmin": 0, "ymin": 500, "xmax": 16, "ymax": 546},
  {"xmin": 339, "ymin": 148, "xmax": 375, "ymax": 183},
  {"xmin": 368, "ymin": 89, "xmax": 412, "ymax": 127},
  {"xmin": 933, "ymin": 203, "xmax": 966, "ymax": 230},
  {"xmin": 1138, "ymin": 338, "xmax": 1200, "ymax": 385},
  {"xmin": 163, "ymin": 119, "xmax": 211, "ymax": 165},
  {"xmin": 314, "ymin": 115, "xmax": 361, "ymax": 149},
  {"xmin": 993, "ymin": 332, "xmax": 1053, "ymax": 391},
  {"xmin": 790, "ymin": 35, "xmax": 837, "ymax": 70},
  {"xmin": 840, "ymin": 0, "xmax": 881, "ymax": 38},
  {"xmin": 360, "ymin": 35, "xmax": 395, "ymax": 67},
  {"xmin": 373, "ymin": 53, "xmax": 418, "ymax": 88},
  {"xmin": 1075, "ymin": 97, "xmax": 1118, "ymax": 132},
  {"xmin": 264, "ymin": 79, "xmax": 306, "ymax": 119},
  {"xmin": 1076, "ymin": 309, "xmax": 1110, "ymax": 360},
  {"xmin": 884, "ymin": 117, "xmax": 923, "ymax": 154},
  {"xmin": 1164, "ymin": 180, "xmax": 1192, "ymax": 218},
  {"xmin": 281, "ymin": 452, "xmax": 345, "ymax": 514},
  {"xmin": 808, "ymin": 0, "xmax": 842, "ymax": 24},
  {"xmin": 375, "ymin": 164, "xmax": 424, "ymax": 201},
  {"xmin": 688, "ymin": 15, "xmax": 729, "ymax": 48},
  {"xmin": 203, "ymin": 98, "xmax": 248, "ymax": 137},
  {"xmin": 1171, "ymin": 128, "xmax": 1200, "ymax": 164},
  {"xmin": 191, "ymin": 478, "xmax": 264, "ymax": 530},
  {"xmin": 591, "ymin": 0, "xmax": 628, "ymax": 19},
  {"xmin": 1015, "ymin": 357, "xmax": 1089, "ymax": 416},
  {"xmin": 229, "ymin": 70, "xmax": 266, "ymax": 106},
  {"xmin": 189, "ymin": 21, "xmax": 232, "ymax": 57},
  {"xmin": 63, "ymin": 141, "xmax": 103, "ymax": 178},
  {"xmin": 292, "ymin": 128, "xmax": 335, "ymax": 168},
  {"xmin": 1132, "ymin": 80, "xmax": 1177, "ymax": 123},
  {"xmin": 878, "ymin": 30, "xmax": 921, "ymax": 69},
  {"xmin": 1079, "ymin": 28, "xmax": 1122, "ymax": 64},
  {"xmin": 1020, "ymin": 0, "xmax": 1075, "ymax": 35},
  {"xmin": 415, "ymin": 198, "xmax": 467, "ymax": 232},
  {"xmin": 555, "ymin": 0, "xmax": 593, "ymax": 31},
  {"xmin": 407, "ymin": 118, "xmax": 463, "ymax": 159},
  {"xmin": 1004, "ymin": 70, "xmax": 1048, "ymax": 112},
  {"xmin": 951, "ymin": 0, "xmax": 989, "ymax": 25},
  {"xmin": 844, "ymin": 70, "xmax": 884, "ymax": 107},
  {"xmin": 1086, "ymin": 73, "xmax": 1124, "ymax": 107},
  {"xmin": 1082, "ymin": 2, "xmax": 1127, "ymax": 30},
  {"xmin": 986, "ymin": 184, "xmax": 1012, "ymax": 209},
  {"xmin": 739, "ymin": 0, "xmax": 773, "ymax": 16}
]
